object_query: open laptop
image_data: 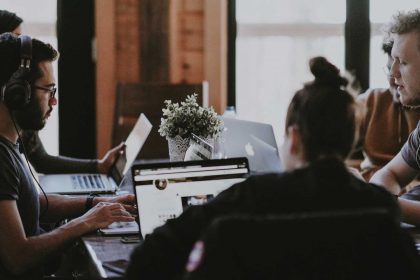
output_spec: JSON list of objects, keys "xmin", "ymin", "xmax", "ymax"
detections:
[
  {"xmin": 221, "ymin": 117, "xmax": 282, "ymax": 174},
  {"xmin": 39, "ymin": 114, "xmax": 152, "ymax": 194},
  {"xmin": 129, "ymin": 158, "xmax": 249, "ymax": 238}
]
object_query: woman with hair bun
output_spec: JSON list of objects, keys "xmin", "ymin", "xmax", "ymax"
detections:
[{"xmin": 126, "ymin": 57, "xmax": 401, "ymax": 280}]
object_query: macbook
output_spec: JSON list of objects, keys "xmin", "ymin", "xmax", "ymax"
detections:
[
  {"xmin": 221, "ymin": 117, "xmax": 282, "ymax": 173},
  {"xmin": 132, "ymin": 157, "xmax": 249, "ymax": 238},
  {"xmin": 39, "ymin": 113, "xmax": 152, "ymax": 194}
]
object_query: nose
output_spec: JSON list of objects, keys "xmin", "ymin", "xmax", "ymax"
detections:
[
  {"xmin": 390, "ymin": 59, "xmax": 401, "ymax": 80},
  {"xmin": 49, "ymin": 96, "xmax": 58, "ymax": 106}
]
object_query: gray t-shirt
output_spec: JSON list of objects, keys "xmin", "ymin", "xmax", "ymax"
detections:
[
  {"xmin": 0, "ymin": 136, "xmax": 42, "ymax": 279},
  {"xmin": 401, "ymin": 121, "xmax": 420, "ymax": 170}
]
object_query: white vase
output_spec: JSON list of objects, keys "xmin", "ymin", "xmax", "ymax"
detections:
[{"xmin": 167, "ymin": 135, "xmax": 190, "ymax": 162}]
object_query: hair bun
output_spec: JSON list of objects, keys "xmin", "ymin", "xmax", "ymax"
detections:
[{"xmin": 309, "ymin": 56, "xmax": 348, "ymax": 88}]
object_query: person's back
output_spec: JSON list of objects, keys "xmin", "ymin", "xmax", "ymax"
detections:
[
  {"xmin": 125, "ymin": 57, "xmax": 400, "ymax": 280},
  {"xmin": 184, "ymin": 211, "xmax": 420, "ymax": 280}
]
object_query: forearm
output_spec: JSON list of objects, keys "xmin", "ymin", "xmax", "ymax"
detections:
[
  {"xmin": 370, "ymin": 169, "xmax": 402, "ymax": 195},
  {"xmin": 23, "ymin": 131, "xmax": 98, "ymax": 174},
  {"xmin": 31, "ymin": 153, "xmax": 98, "ymax": 174},
  {"xmin": 5, "ymin": 217, "xmax": 89, "ymax": 275},
  {"xmin": 0, "ymin": 197, "xmax": 133, "ymax": 276},
  {"xmin": 41, "ymin": 195, "xmax": 123, "ymax": 222},
  {"xmin": 40, "ymin": 194, "xmax": 88, "ymax": 222}
]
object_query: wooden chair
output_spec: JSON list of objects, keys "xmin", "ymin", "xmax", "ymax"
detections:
[{"xmin": 112, "ymin": 82, "xmax": 208, "ymax": 159}]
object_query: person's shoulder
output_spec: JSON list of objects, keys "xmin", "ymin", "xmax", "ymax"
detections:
[
  {"xmin": 245, "ymin": 172, "xmax": 291, "ymax": 186},
  {"xmin": 357, "ymin": 88, "xmax": 392, "ymax": 103},
  {"xmin": 0, "ymin": 138, "xmax": 14, "ymax": 158},
  {"xmin": 219, "ymin": 173, "xmax": 289, "ymax": 197}
]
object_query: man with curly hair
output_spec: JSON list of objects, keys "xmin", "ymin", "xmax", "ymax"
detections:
[{"xmin": 371, "ymin": 9, "xmax": 420, "ymax": 223}]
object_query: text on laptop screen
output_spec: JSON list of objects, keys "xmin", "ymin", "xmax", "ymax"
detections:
[{"xmin": 132, "ymin": 158, "xmax": 249, "ymax": 237}]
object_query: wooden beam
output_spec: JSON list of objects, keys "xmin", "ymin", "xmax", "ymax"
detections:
[
  {"xmin": 204, "ymin": 0, "xmax": 227, "ymax": 114},
  {"xmin": 95, "ymin": 0, "xmax": 116, "ymax": 156}
]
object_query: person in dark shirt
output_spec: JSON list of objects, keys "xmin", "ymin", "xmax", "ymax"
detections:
[
  {"xmin": 0, "ymin": 33, "xmax": 135, "ymax": 280},
  {"xmin": 125, "ymin": 57, "xmax": 400, "ymax": 280},
  {"xmin": 0, "ymin": 9, "xmax": 124, "ymax": 175}
]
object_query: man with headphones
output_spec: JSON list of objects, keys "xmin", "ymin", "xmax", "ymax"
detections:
[
  {"xmin": 0, "ymin": 9, "xmax": 125, "ymax": 177},
  {"xmin": 0, "ymin": 33, "xmax": 135, "ymax": 279}
]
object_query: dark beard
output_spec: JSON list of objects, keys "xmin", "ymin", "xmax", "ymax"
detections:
[{"xmin": 13, "ymin": 95, "xmax": 46, "ymax": 131}]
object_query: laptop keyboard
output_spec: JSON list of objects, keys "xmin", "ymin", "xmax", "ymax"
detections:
[{"xmin": 71, "ymin": 174, "xmax": 106, "ymax": 190}]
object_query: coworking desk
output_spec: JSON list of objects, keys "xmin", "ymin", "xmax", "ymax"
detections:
[
  {"xmin": 60, "ymin": 168, "xmax": 420, "ymax": 279},
  {"xmin": 58, "ymin": 163, "xmax": 144, "ymax": 279}
]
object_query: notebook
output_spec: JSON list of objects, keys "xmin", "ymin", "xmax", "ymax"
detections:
[
  {"xmin": 39, "ymin": 114, "xmax": 152, "ymax": 195},
  {"xmin": 221, "ymin": 117, "xmax": 282, "ymax": 173},
  {"xmin": 131, "ymin": 158, "xmax": 249, "ymax": 238}
]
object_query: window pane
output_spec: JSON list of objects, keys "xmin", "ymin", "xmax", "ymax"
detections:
[
  {"xmin": 237, "ymin": 0, "xmax": 345, "ymax": 23},
  {"xmin": 236, "ymin": 1, "xmax": 345, "ymax": 145},
  {"xmin": 370, "ymin": 1, "xmax": 420, "ymax": 23}
]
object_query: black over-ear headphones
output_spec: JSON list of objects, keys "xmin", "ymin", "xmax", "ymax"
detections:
[{"xmin": 2, "ymin": 35, "xmax": 32, "ymax": 110}]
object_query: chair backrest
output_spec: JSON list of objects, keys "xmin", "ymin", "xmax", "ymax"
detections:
[
  {"xmin": 184, "ymin": 209, "xmax": 420, "ymax": 280},
  {"xmin": 113, "ymin": 82, "xmax": 208, "ymax": 159}
]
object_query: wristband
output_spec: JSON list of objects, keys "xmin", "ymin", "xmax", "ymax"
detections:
[{"xmin": 85, "ymin": 193, "xmax": 99, "ymax": 211}]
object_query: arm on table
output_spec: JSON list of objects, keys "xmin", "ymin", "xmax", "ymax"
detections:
[
  {"xmin": 0, "ymin": 199, "xmax": 133, "ymax": 275},
  {"xmin": 39, "ymin": 193, "xmax": 136, "ymax": 223},
  {"xmin": 370, "ymin": 153, "xmax": 418, "ymax": 195}
]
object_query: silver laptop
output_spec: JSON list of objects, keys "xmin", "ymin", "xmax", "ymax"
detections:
[
  {"xmin": 39, "ymin": 114, "xmax": 152, "ymax": 194},
  {"xmin": 221, "ymin": 117, "xmax": 282, "ymax": 173}
]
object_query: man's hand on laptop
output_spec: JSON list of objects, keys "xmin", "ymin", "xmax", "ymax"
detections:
[
  {"xmin": 98, "ymin": 194, "xmax": 137, "ymax": 214},
  {"xmin": 77, "ymin": 201, "xmax": 135, "ymax": 231},
  {"xmin": 97, "ymin": 142, "xmax": 126, "ymax": 174}
]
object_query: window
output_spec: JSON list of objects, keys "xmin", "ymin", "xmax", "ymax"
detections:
[
  {"xmin": 2, "ymin": 0, "xmax": 58, "ymax": 155},
  {"xmin": 236, "ymin": 0, "xmax": 345, "ymax": 145}
]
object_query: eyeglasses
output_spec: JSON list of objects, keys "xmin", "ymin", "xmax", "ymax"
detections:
[{"xmin": 34, "ymin": 85, "xmax": 57, "ymax": 99}]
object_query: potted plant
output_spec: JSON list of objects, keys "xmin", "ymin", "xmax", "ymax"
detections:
[{"xmin": 159, "ymin": 94, "xmax": 223, "ymax": 161}]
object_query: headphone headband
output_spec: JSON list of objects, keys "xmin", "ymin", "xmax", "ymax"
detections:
[
  {"xmin": 19, "ymin": 35, "xmax": 32, "ymax": 69},
  {"xmin": 2, "ymin": 35, "xmax": 33, "ymax": 110}
]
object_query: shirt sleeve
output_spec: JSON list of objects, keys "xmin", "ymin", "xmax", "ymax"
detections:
[
  {"xmin": 0, "ymin": 144, "xmax": 20, "ymax": 200},
  {"xmin": 401, "ymin": 121, "xmax": 420, "ymax": 170}
]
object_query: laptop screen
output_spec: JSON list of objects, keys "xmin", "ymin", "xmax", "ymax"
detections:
[
  {"xmin": 109, "ymin": 113, "xmax": 152, "ymax": 185},
  {"xmin": 132, "ymin": 158, "xmax": 249, "ymax": 237},
  {"xmin": 221, "ymin": 117, "xmax": 282, "ymax": 173}
]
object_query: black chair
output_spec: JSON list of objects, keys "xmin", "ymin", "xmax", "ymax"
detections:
[
  {"xmin": 112, "ymin": 82, "xmax": 208, "ymax": 159},
  {"xmin": 184, "ymin": 209, "xmax": 420, "ymax": 280}
]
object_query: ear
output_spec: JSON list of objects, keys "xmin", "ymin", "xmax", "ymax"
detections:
[{"xmin": 286, "ymin": 126, "xmax": 302, "ymax": 156}]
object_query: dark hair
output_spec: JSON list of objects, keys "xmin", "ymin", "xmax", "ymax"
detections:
[
  {"xmin": 285, "ymin": 56, "xmax": 356, "ymax": 162},
  {"xmin": 381, "ymin": 34, "xmax": 393, "ymax": 56},
  {"xmin": 0, "ymin": 10, "xmax": 23, "ymax": 34},
  {"xmin": 0, "ymin": 33, "xmax": 58, "ymax": 88}
]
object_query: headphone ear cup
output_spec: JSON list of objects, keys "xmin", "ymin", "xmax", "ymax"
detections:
[{"xmin": 3, "ymin": 68, "xmax": 31, "ymax": 110}]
